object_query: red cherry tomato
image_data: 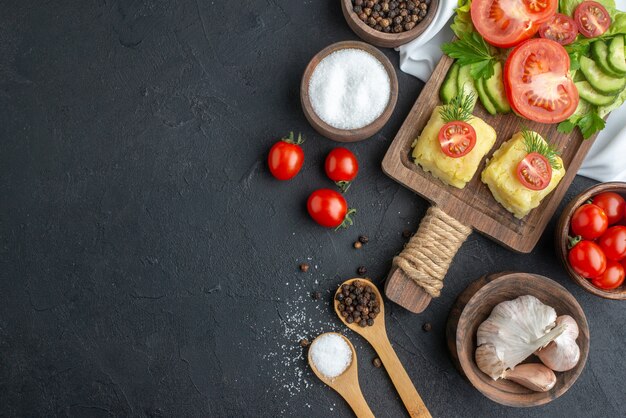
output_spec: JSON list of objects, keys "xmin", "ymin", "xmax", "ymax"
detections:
[
  {"xmin": 470, "ymin": 0, "xmax": 557, "ymax": 48},
  {"xmin": 325, "ymin": 148, "xmax": 359, "ymax": 192},
  {"xmin": 538, "ymin": 13, "xmax": 578, "ymax": 45},
  {"xmin": 598, "ymin": 226, "xmax": 626, "ymax": 261},
  {"xmin": 574, "ymin": 1, "xmax": 611, "ymax": 38},
  {"xmin": 592, "ymin": 192, "xmax": 625, "ymax": 225},
  {"xmin": 504, "ymin": 39, "xmax": 579, "ymax": 124},
  {"xmin": 438, "ymin": 121, "xmax": 476, "ymax": 158},
  {"xmin": 516, "ymin": 152, "xmax": 553, "ymax": 191},
  {"xmin": 268, "ymin": 133, "xmax": 304, "ymax": 180},
  {"xmin": 307, "ymin": 189, "xmax": 355, "ymax": 229},
  {"xmin": 570, "ymin": 203, "xmax": 608, "ymax": 240},
  {"xmin": 568, "ymin": 240, "xmax": 607, "ymax": 278},
  {"xmin": 591, "ymin": 260, "xmax": 625, "ymax": 290}
]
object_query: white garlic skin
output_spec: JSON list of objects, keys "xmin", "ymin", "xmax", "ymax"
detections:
[{"xmin": 536, "ymin": 315, "xmax": 580, "ymax": 372}]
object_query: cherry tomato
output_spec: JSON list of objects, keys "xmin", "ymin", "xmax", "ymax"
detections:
[
  {"xmin": 516, "ymin": 152, "xmax": 552, "ymax": 191},
  {"xmin": 575, "ymin": 1, "xmax": 611, "ymax": 38},
  {"xmin": 504, "ymin": 39, "xmax": 579, "ymax": 124},
  {"xmin": 325, "ymin": 147, "xmax": 359, "ymax": 192},
  {"xmin": 598, "ymin": 226, "xmax": 626, "ymax": 261},
  {"xmin": 538, "ymin": 13, "xmax": 578, "ymax": 45},
  {"xmin": 591, "ymin": 260, "xmax": 625, "ymax": 290},
  {"xmin": 568, "ymin": 240, "xmax": 607, "ymax": 278},
  {"xmin": 307, "ymin": 189, "xmax": 355, "ymax": 229},
  {"xmin": 268, "ymin": 132, "xmax": 304, "ymax": 180},
  {"xmin": 592, "ymin": 192, "xmax": 625, "ymax": 225},
  {"xmin": 571, "ymin": 203, "xmax": 608, "ymax": 240},
  {"xmin": 438, "ymin": 121, "xmax": 476, "ymax": 158},
  {"xmin": 470, "ymin": 0, "xmax": 557, "ymax": 48}
]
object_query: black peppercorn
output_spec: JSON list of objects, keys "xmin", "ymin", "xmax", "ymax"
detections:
[
  {"xmin": 423, "ymin": 322, "xmax": 432, "ymax": 332},
  {"xmin": 311, "ymin": 291, "xmax": 322, "ymax": 300},
  {"xmin": 358, "ymin": 235, "xmax": 369, "ymax": 244},
  {"xmin": 353, "ymin": 5, "xmax": 363, "ymax": 13},
  {"xmin": 373, "ymin": 357, "xmax": 382, "ymax": 368},
  {"xmin": 357, "ymin": 266, "xmax": 367, "ymax": 275},
  {"xmin": 299, "ymin": 338, "xmax": 310, "ymax": 347},
  {"xmin": 402, "ymin": 229, "xmax": 412, "ymax": 238}
]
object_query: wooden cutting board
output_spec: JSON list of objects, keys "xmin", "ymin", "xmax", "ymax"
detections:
[{"xmin": 381, "ymin": 54, "xmax": 597, "ymax": 313}]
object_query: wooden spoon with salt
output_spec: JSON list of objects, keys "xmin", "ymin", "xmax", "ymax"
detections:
[
  {"xmin": 334, "ymin": 279, "xmax": 431, "ymax": 418},
  {"xmin": 307, "ymin": 332, "xmax": 374, "ymax": 418}
]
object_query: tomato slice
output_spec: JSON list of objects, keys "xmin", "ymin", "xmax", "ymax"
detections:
[
  {"xmin": 471, "ymin": 0, "xmax": 557, "ymax": 48},
  {"xmin": 516, "ymin": 152, "xmax": 552, "ymax": 190},
  {"xmin": 575, "ymin": 1, "xmax": 611, "ymax": 38},
  {"xmin": 504, "ymin": 38, "xmax": 579, "ymax": 124},
  {"xmin": 539, "ymin": 13, "xmax": 578, "ymax": 45},
  {"xmin": 438, "ymin": 121, "xmax": 476, "ymax": 158}
]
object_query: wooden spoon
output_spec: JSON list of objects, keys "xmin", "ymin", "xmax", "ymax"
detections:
[
  {"xmin": 308, "ymin": 333, "xmax": 374, "ymax": 418},
  {"xmin": 334, "ymin": 279, "xmax": 432, "ymax": 418}
]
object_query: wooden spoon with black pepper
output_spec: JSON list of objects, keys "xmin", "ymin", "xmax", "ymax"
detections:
[{"xmin": 334, "ymin": 278, "xmax": 431, "ymax": 418}]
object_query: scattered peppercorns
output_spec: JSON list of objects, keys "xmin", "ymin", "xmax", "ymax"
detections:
[
  {"xmin": 353, "ymin": 241, "xmax": 363, "ymax": 249},
  {"xmin": 357, "ymin": 266, "xmax": 367, "ymax": 276},
  {"xmin": 422, "ymin": 322, "xmax": 432, "ymax": 332},
  {"xmin": 299, "ymin": 338, "xmax": 310, "ymax": 347},
  {"xmin": 336, "ymin": 280, "xmax": 380, "ymax": 327},
  {"xmin": 372, "ymin": 357, "xmax": 382, "ymax": 368},
  {"xmin": 402, "ymin": 229, "xmax": 412, "ymax": 238},
  {"xmin": 299, "ymin": 263, "xmax": 310, "ymax": 272},
  {"xmin": 352, "ymin": 0, "xmax": 430, "ymax": 33},
  {"xmin": 311, "ymin": 291, "xmax": 322, "ymax": 300},
  {"xmin": 358, "ymin": 235, "xmax": 369, "ymax": 244}
]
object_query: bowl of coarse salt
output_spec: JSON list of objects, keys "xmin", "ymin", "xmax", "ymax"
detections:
[{"xmin": 301, "ymin": 41, "xmax": 398, "ymax": 142}]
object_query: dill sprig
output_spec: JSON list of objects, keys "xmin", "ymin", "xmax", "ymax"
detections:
[
  {"xmin": 439, "ymin": 91, "xmax": 475, "ymax": 123},
  {"xmin": 522, "ymin": 129, "xmax": 562, "ymax": 170}
]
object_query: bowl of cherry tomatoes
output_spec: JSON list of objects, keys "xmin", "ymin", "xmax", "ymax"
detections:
[{"xmin": 556, "ymin": 182, "xmax": 626, "ymax": 300}]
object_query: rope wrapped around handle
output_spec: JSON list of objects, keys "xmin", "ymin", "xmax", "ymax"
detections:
[{"xmin": 392, "ymin": 206, "xmax": 472, "ymax": 297}]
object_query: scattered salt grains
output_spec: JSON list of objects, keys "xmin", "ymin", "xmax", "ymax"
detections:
[
  {"xmin": 309, "ymin": 333, "xmax": 352, "ymax": 379},
  {"xmin": 308, "ymin": 48, "xmax": 390, "ymax": 130}
]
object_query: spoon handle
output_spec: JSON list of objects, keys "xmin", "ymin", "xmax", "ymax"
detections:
[
  {"xmin": 371, "ymin": 333, "xmax": 431, "ymax": 418},
  {"xmin": 336, "ymin": 385, "xmax": 375, "ymax": 418}
]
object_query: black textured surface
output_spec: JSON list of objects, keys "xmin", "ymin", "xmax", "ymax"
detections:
[{"xmin": 1, "ymin": 1, "xmax": 625, "ymax": 417}]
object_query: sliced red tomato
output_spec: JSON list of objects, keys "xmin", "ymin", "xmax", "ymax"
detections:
[
  {"xmin": 591, "ymin": 260, "xmax": 625, "ymax": 290},
  {"xmin": 538, "ymin": 13, "xmax": 578, "ymax": 45},
  {"xmin": 504, "ymin": 38, "xmax": 579, "ymax": 124},
  {"xmin": 471, "ymin": 0, "xmax": 557, "ymax": 48},
  {"xmin": 575, "ymin": 1, "xmax": 611, "ymax": 38},
  {"xmin": 438, "ymin": 121, "xmax": 476, "ymax": 158},
  {"xmin": 516, "ymin": 152, "xmax": 552, "ymax": 190}
]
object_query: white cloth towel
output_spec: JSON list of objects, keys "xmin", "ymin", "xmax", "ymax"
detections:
[{"xmin": 397, "ymin": 0, "xmax": 626, "ymax": 182}]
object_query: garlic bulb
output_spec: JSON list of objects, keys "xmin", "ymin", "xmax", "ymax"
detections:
[
  {"xmin": 536, "ymin": 315, "xmax": 580, "ymax": 372},
  {"xmin": 476, "ymin": 295, "xmax": 566, "ymax": 380},
  {"xmin": 502, "ymin": 363, "xmax": 557, "ymax": 392}
]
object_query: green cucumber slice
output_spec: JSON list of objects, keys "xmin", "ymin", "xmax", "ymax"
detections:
[
  {"xmin": 457, "ymin": 65, "xmax": 478, "ymax": 112},
  {"xmin": 591, "ymin": 41, "xmax": 624, "ymax": 77},
  {"xmin": 476, "ymin": 77, "xmax": 497, "ymax": 115},
  {"xmin": 440, "ymin": 62, "xmax": 460, "ymax": 104},
  {"xmin": 608, "ymin": 35, "xmax": 626, "ymax": 74},
  {"xmin": 579, "ymin": 56, "xmax": 626, "ymax": 95},
  {"xmin": 483, "ymin": 62, "xmax": 511, "ymax": 113},
  {"xmin": 575, "ymin": 81, "xmax": 616, "ymax": 106}
]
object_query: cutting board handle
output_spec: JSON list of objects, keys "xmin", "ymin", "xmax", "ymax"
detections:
[{"xmin": 384, "ymin": 206, "xmax": 472, "ymax": 313}]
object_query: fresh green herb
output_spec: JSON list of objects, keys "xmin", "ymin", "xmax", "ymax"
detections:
[
  {"xmin": 442, "ymin": 32, "xmax": 497, "ymax": 80},
  {"xmin": 522, "ymin": 129, "xmax": 562, "ymax": 170},
  {"xmin": 439, "ymin": 91, "xmax": 475, "ymax": 123},
  {"xmin": 450, "ymin": 0, "xmax": 473, "ymax": 38},
  {"xmin": 558, "ymin": 113, "xmax": 606, "ymax": 139}
]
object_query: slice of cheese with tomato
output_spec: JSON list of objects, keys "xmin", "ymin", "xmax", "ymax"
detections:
[
  {"xmin": 412, "ymin": 106, "xmax": 497, "ymax": 189},
  {"xmin": 481, "ymin": 132, "xmax": 566, "ymax": 219}
]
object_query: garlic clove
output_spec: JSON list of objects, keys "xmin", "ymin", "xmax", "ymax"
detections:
[
  {"xmin": 502, "ymin": 363, "xmax": 557, "ymax": 392},
  {"xmin": 536, "ymin": 315, "xmax": 581, "ymax": 372},
  {"xmin": 475, "ymin": 343, "xmax": 506, "ymax": 380}
]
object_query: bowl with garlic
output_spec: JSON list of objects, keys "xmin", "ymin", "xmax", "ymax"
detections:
[{"xmin": 446, "ymin": 272, "xmax": 589, "ymax": 407}]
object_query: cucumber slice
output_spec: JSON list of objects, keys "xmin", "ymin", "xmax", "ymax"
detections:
[
  {"xmin": 483, "ymin": 62, "xmax": 511, "ymax": 113},
  {"xmin": 598, "ymin": 87, "xmax": 626, "ymax": 118},
  {"xmin": 579, "ymin": 56, "xmax": 626, "ymax": 95},
  {"xmin": 440, "ymin": 62, "xmax": 460, "ymax": 104},
  {"xmin": 456, "ymin": 65, "xmax": 478, "ymax": 112},
  {"xmin": 575, "ymin": 81, "xmax": 616, "ymax": 106},
  {"xmin": 591, "ymin": 41, "xmax": 624, "ymax": 77},
  {"xmin": 476, "ymin": 77, "xmax": 497, "ymax": 115},
  {"xmin": 608, "ymin": 35, "xmax": 626, "ymax": 74}
]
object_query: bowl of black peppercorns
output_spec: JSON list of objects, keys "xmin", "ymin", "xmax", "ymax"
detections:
[{"xmin": 342, "ymin": 0, "xmax": 439, "ymax": 48}]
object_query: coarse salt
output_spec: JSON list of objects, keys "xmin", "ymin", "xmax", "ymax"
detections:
[
  {"xmin": 308, "ymin": 48, "xmax": 390, "ymax": 130},
  {"xmin": 309, "ymin": 333, "xmax": 352, "ymax": 379}
]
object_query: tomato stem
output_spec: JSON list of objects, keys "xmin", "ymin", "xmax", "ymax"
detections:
[
  {"xmin": 336, "ymin": 181, "xmax": 352, "ymax": 193},
  {"xmin": 335, "ymin": 208, "xmax": 357, "ymax": 231},
  {"xmin": 567, "ymin": 235, "xmax": 582, "ymax": 250},
  {"xmin": 282, "ymin": 131, "xmax": 305, "ymax": 145}
]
